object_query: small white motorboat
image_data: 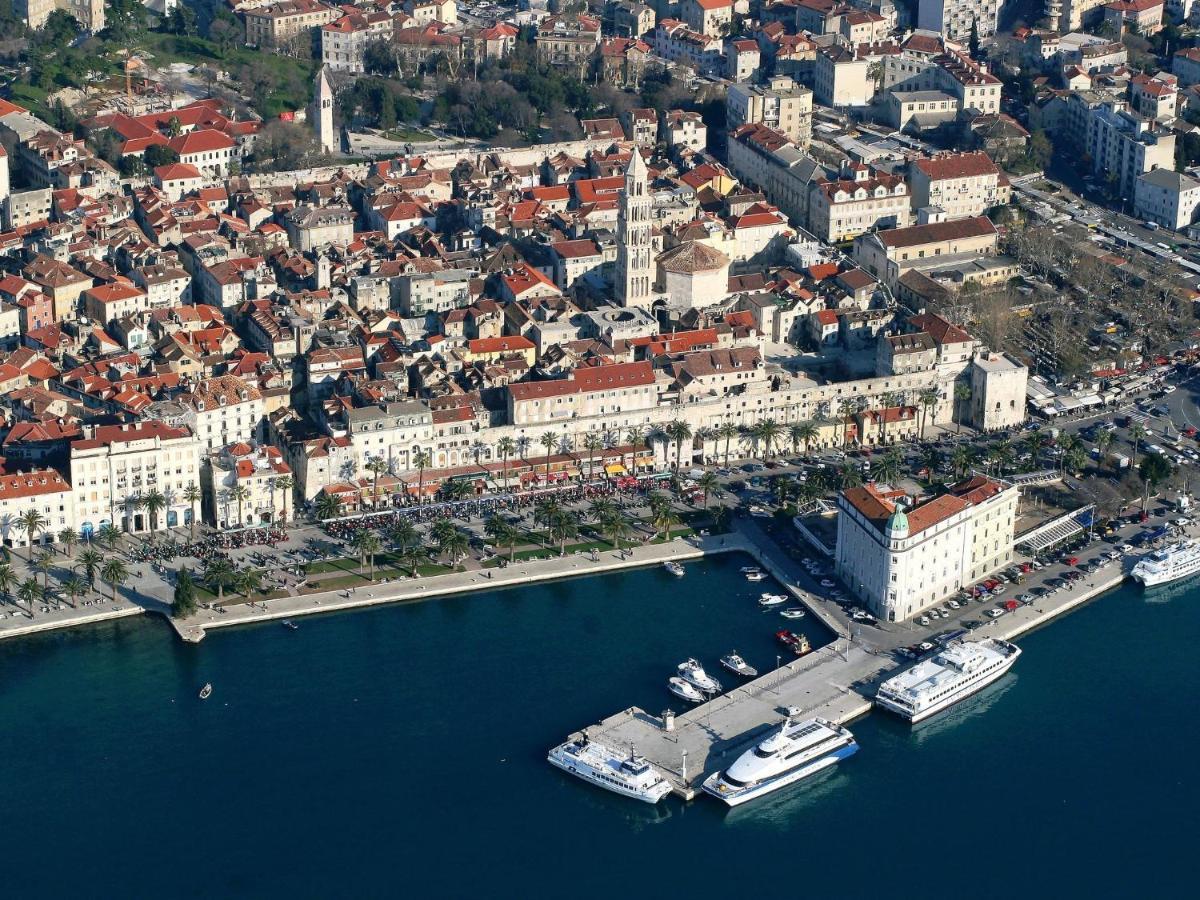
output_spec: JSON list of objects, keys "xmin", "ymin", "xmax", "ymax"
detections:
[
  {"xmin": 678, "ymin": 658, "xmax": 722, "ymax": 694},
  {"xmin": 668, "ymin": 677, "xmax": 705, "ymax": 703},
  {"xmin": 780, "ymin": 608, "xmax": 806, "ymax": 619},
  {"xmin": 740, "ymin": 566, "xmax": 762, "ymax": 574},
  {"xmin": 198, "ymin": 683, "xmax": 212, "ymax": 700},
  {"xmin": 758, "ymin": 593, "xmax": 788, "ymax": 607},
  {"xmin": 663, "ymin": 561, "xmax": 685, "ymax": 577},
  {"xmin": 720, "ymin": 652, "xmax": 758, "ymax": 678},
  {"xmin": 745, "ymin": 571, "xmax": 768, "ymax": 582}
]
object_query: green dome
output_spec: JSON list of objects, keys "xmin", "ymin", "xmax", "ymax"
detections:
[{"xmin": 886, "ymin": 504, "xmax": 908, "ymax": 535}]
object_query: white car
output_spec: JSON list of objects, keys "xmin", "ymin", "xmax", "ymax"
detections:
[
  {"xmin": 1175, "ymin": 517, "xmax": 1190, "ymax": 526},
  {"xmin": 916, "ymin": 615, "xmax": 931, "ymax": 626},
  {"xmin": 947, "ymin": 599, "xmax": 961, "ymax": 609},
  {"xmin": 1120, "ymin": 544, "xmax": 1134, "ymax": 552},
  {"xmin": 1164, "ymin": 385, "xmax": 1177, "ymax": 394},
  {"xmin": 985, "ymin": 608, "xmax": 1005, "ymax": 619}
]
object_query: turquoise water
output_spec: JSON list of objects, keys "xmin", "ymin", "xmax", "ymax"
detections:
[{"xmin": 0, "ymin": 554, "xmax": 1193, "ymax": 899}]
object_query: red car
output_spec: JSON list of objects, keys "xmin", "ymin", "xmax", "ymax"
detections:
[{"xmin": 1066, "ymin": 556, "xmax": 1080, "ymax": 566}]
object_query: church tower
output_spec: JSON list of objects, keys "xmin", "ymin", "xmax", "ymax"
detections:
[
  {"xmin": 616, "ymin": 151, "xmax": 653, "ymax": 308},
  {"xmin": 313, "ymin": 67, "xmax": 335, "ymax": 154}
]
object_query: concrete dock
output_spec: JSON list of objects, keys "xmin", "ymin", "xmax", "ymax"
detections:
[{"xmin": 567, "ymin": 544, "xmax": 1137, "ymax": 801}]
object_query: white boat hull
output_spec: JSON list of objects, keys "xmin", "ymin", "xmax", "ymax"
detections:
[
  {"xmin": 702, "ymin": 741, "xmax": 858, "ymax": 807},
  {"xmin": 548, "ymin": 751, "xmax": 672, "ymax": 804},
  {"xmin": 875, "ymin": 651, "xmax": 1020, "ymax": 723}
]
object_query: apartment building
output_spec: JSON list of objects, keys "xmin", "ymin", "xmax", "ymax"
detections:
[
  {"xmin": 909, "ymin": 152, "xmax": 1005, "ymax": 219},
  {"xmin": 202, "ymin": 442, "xmax": 294, "ymax": 528},
  {"xmin": 0, "ymin": 467, "xmax": 72, "ymax": 548},
  {"xmin": 69, "ymin": 421, "xmax": 202, "ymax": 535},
  {"xmin": 808, "ymin": 164, "xmax": 912, "ymax": 244},
  {"xmin": 535, "ymin": 14, "xmax": 602, "ymax": 71},
  {"xmin": 1085, "ymin": 101, "xmax": 1175, "ymax": 200},
  {"xmin": 245, "ymin": 0, "xmax": 339, "ymax": 49},
  {"xmin": 681, "ymin": 0, "xmax": 734, "ymax": 35},
  {"xmin": 321, "ymin": 10, "xmax": 394, "ymax": 73},
  {"xmin": 726, "ymin": 76, "xmax": 814, "ymax": 148},
  {"xmin": 917, "ymin": 0, "xmax": 1002, "ymax": 41},
  {"xmin": 1134, "ymin": 168, "xmax": 1200, "ymax": 230},
  {"xmin": 180, "ymin": 374, "xmax": 266, "ymax": 453}
]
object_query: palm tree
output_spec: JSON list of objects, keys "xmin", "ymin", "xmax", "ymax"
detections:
[
  {"xmin": 60, "ymin": 574, "xmax": 86, "ymax": 608},
  {"xmin": 549, "ymin": 508, "xmax": 580, "ymax": 554},
  {"xmin": 77, "ymin": 548, "xmax": 102, "ymax": 589},
  {"xmin": 398, "ymin": 545, "xmax": 427, "ymax": 578},
  {"xmin": 539, "ymin": 431, "xmax": 557, "ymax": 482},
  {"xmin": 182, "ymin": 484, "xmax": 202, "ymax": 538},
  {"xmin": 872, "ymin": 449, "xmax": 903, "ymax": 485},
  {"xmin": 436, "ymin": 528, "xmax": 469, "ymax": 566},
  {"xmin": 1056, "ymin": 433, "xmax": 1080, "ymax": 476},
  {"xmin": 588, "ymin": 498, "xmax": 617, "ymax": 525},
  {"xmin": 496, "ymin": 436, "xmax": 515, "ymax": 490},
  {"xmin": 0, "ymin": 562, "xmax": 15, "ymax": 607},
  {"xmin": 226, "ymin": 484, "xmax": 251, "ymax": 527},
  {"xmin": 789, "ymin": 421, "xmax": 819, "ymax": 457},
  {"xmin": 1094, "ymin": 429, "xmax": 1115, "ymax": 465},
  {"xmin": 413, "ymin": 448, "xmax": 432, "ymax": 503},
  {"xmin": 365, "ymin": 457, "xmax": 390, "ymax": 509},
  {"xmin": 1129, "ymin": 423, "xmax": 1147, "ymax": 457},
  {"xmin": 33, "ymin": 550, "xmax": 54, "ymax": 592},
  {"xmin": 1063, "ymin": 445, "xmax": 1088, "ymax": 476},
  {"xmin": 582, "ymin": 432, "xmax": 603, "ymax": 482},
  {"xmin": 97, "ymin": 523, "xmax": 121, "ymax": 552},
  {"xmin": 203, "ymin": 557, "xmax": 235, "ymax": 602},
  {"xmin": 485, "ymin": 514, "xmax": 521, "ymax": 560},
  {"xmin": 100, "ymin": 558, "xmax": 129, "ymax": 604},
  {"xmin": 19, "ymin": 508, "xmax": 47, "ymax": 552},
  {"xmin": 315, "ymin": 492, "xmax": 342, "ymax": 521},
  {"xmin": 601, "ymin": 510, "xmax": 633, "ymax": 550},
  {"xmin": 58, "ymin": 528, "xmax": 77, "ymax": 559},
  {"xmin": 533, "ymin": 499, "xmax": 561, "ymax": 546},
  {"xmin": 652, "ymin": 505, "xmax": 680, "ymax": 543},
  {"xmin": 388, "ymin": 518, "xmax": 419, "ymax": 552},
  {"xmin": 17, "ymin": 577, "xmax": 42, "ymax": 615},
  {"xmin": 697, "ymin": 471, "xmax": 721, "ymax": 509},
  {"xmin": 917, "ymin": 388, "xmax": 939, "ymax": 440},
  {"xmin": 142, "ymin": 489, "xmax": 167, "ymax": 539},
  {"xmin": 953, "ymin": 383, "xmax": 972, "ymax": 434},
  {"xmin": 839, "ymin": 461, "xmax": 864, "ymax": 489},
  {"xmin": 716, "ymin": 422, "xmax": 740, "ymax": 467},
  {"xmin": 950, "ymin": 444, "xmax": 972, "ymax": 478},
  {"xmin": 665, "ymin": 420, "xmax": 693, "ymax": 471},
  {"xmin": 273, "ymin": 475, "xmax": 294, "ymax": 523},
  {"xmin": 756, "ymin": 419, "xmax": 783, "ymax": 460},
  {"xmin": 234, "ymin": 567, "xmax": 263, "ymax": 600},
  {"xmin": 350, "ymin": 529, "xmax": 382, "ymax": 579}
]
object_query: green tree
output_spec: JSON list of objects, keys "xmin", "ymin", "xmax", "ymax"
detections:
[
  {"xmin": 652, "ymin": 504, "xmax": 680, "ymax": 543},
  {"xmin": 0, "ymin": 563, "xmax": 16, "ymax": 607},
  {"xmin": 697, "ymin": 471, "xmax": 721, "ymax": 509},
  {"xmin": 97, "ymin": 522, "xmax": 121, "ymax": 552},
  {"xmin": 315, "ymin": 492, "xmax": 342, "ymax": 521},
  {"xmin": 226, "ymin": 484, "xmax": 251, "ymax": 527},
  {"xmin": 366, "ymin": 457, "xmax": 390, "ymax": 509},
  {"xmin": 33, "ymin": 550, "xmax": 54, "ymax": 592},
  {"xmin": 717, "ymin": 421, "xmax": 740, "ymax": 467},
  {"xmin": 183, "ymin": 484, "xmax": 203, "ymax": 538},
  {"xmin": 173, "ymin": 568, "xmax": 197, "ymax": 618},
  {"xmin": 100, "ymin": 558, "xmax": 129, "ymax": 604},
  {"xmin": 58, "ymin": 528, "xmax": 78, "ymax": 559},
  {"xmin": 496, "ymin": 437, "xmax": 516, "ymax": 490},
  {"xmin": 436, "ymin": 527, "xmax": 469, "ymax": 565},
  {"xmin": 60, "ymin": 574, "xmax": 87, "ymax": 609},
  {"xmin": 203, "ymin": 558, "xmax": 235, "ymax": 602},
  {"xmin": 17, "ymin": 578, "xmax": 42, "ymax": 615},
  {"xmin": 1139, "ymin": 453, "xmax": 1173, "ymax": 511},
  {"xmin": 549, "ymin": 509, "xmax": 580, "ymax": 555},
  {"xmin": 143, "ymin": 144, "xmax": 180, "ymax": 169},
  {"xmin": 666, "ymin": 420, "xmax": 693, "ymax": 471},
  {"xmin": 142, "ymin": 490, "xmax": 166, "ymax": 543},
  {"xmin": 485, "ymin": 514, "xmax": 521, "ymax": 560},
  {"xmin": 601, "ymin": 511, "xmax": 633, "ymax": 550},
  {"xmin": 234, "ymin": 567, "xmax": 263, "ymax": 600},
  {"xmin": 539, "ymin": 431, "xmax": 558, "ymax": 481},
  {"xmin": 77, "ymin": 548, "xmax": 103, "ymax": 589},
  {"xmin": 350, "ymin": 530, "xmax": 382, "ymax": 579},
  {"xmin": 582, "ymin": 432, "xmax": 603, "ymax": 482},
  {"xmin": 19, "ymin": 509, "xmax": 47, "ymax": 551},
  {"xmin": 413, "ymin": 449, "xmax": 432, "ymax": 504},
  {"xmin": 273, "ymin": 475, "xmax": 294, "ymax": 523},
  {"xmin": 954, "ymin": 383, "xmax": 972, "ymax": 434}
]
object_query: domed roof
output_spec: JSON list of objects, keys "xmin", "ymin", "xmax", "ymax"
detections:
[{"xmin": 885, "ymin": 503, "xmax": 909, "ymax": 536}]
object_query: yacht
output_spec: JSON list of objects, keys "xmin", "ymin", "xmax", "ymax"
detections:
[
  {"xmin": 548, "ymin": 736, "xmax": 672, "ymax": 804},
  {"xmin": 701, "ymin": 717, "xmax": 858, "ymax": 807},
  {"xmin": 875, "ymin": 638, "xmax": 1021, "ymax": 723},
  {"xmin": 745, "ymin": 570, "xmax": 767, "ymax": 582},
  {"xmin": 677, "ymin": 658, "xmax": 721, "ymax": 694},
  {"xmin": 720, "ymin": 652, "xmax": 758, "ymax": 678},
  {"xmin": 1132, "ymin": 540, "xmax": 1200, "ymax": 586},
  {"xmin": 663, "ymin": 561, "xmax": 685, "ymax": 577},
  {"xmin": 758, "ymin": 592, "xmax": 788, "ymax": 607},
  {"xmin": 198, "ymin": 683, "xmax": 212, "ymax": 700},
  {"xmin": 668, "ymin": 677, "xmax": 705, "ymax": 703}
]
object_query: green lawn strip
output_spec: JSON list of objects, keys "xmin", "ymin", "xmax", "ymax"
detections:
[{"xmin": 382, "ymin": 126, "xmax": 434, "ymax": 142}]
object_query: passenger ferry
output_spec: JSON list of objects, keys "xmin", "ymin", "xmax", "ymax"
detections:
[
  {"xmin": 874, "ymin": 638, "xmax": 1021, "ymax": 723},
  {"xmin": 1132, "ymin": 540, "xmax": 1200, "ymax": 587},
  {"xmin": 548, "ymin": 736, "xmax": 673, "ymax": 804},
  {"xmin": 701, "ymin": 717, "xmax": 858, "ymax": 807}
]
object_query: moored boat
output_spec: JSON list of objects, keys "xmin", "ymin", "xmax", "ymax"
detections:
[
  {"xmin": 1132, "ymin": 540, "xmax": 1200, "ymax": 586},
  {"xmin": 663, "ymin": 560, "xmax": 685, "ymax": 577},
  {"xmin": 199, "ymin": 683, "xmax": 212, "ymax": 700},
  {"xmin": 875, "ymin": 638, "xmax": 1021, "ymax": 723},
  {"xmin": 745, "ymin": 571, "xmax": 767, "ymax": 582},
  {"xmin": 701, "ymin": 717, "xmax": 858, "ymax": 807},
  {"xmin": 780, "ymin": 608, "xmax": 805, "ymax": 619},
  {"xmin": 548, "ymin": 735, "xmax": 672, "ymax": 804},
  {"xmin": 758, "ymin": 592, "xmax": 788, "ymax": 606},
  {"xmin": 677, "ymin": 658, "xmax": 721, "ymax": 694},
  {"xmin": 720, "ymin": 651, "xmax": 758, "ymax": 678},
  {"xmin": 668, "ymin": 676, "xmax": 705, "ymax": 703}
]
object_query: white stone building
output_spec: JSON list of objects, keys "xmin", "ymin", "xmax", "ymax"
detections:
[{"xmin": 835, "ymin": 476, "xmax": 1019, "ymax": 623}]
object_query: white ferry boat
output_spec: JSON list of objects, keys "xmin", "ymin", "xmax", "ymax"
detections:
[
  {"xmin": 701, "ymin": 717, "xmax": 858, "ymax": 807},
  {"xmin": 1132, "ymin": 540, "xmax": 1200, "ymax": 586},
  {"xmin": 875, "ymin": 638, "xmax": 1021, "ymax": 723},
  {"xmin": 548, "ymin": 736, "xmax": 672, "ymax": 804}
]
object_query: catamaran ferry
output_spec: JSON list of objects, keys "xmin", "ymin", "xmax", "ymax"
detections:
[
  {"xmin": 548, "ymin": 735, "xmax": 672, "ymax": 804},
  {"xmin": 701, "ymin": 717, "xmax": 858, "ymax": 807},
  {"xmin": 1132, "ymin": 540, "xmax": 1200, "ymax": 587},
  {"xmin": 874, "ymin": 638, "xmax": 1021, "ymax": 723}
]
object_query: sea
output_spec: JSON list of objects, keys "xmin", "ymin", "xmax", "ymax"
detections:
[{"xmin": 0, "ymin": 553, "xmax": 1193, "ymax": 899}]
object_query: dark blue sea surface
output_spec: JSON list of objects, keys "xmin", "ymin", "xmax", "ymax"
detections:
[{"xmin": 0, "ymin": 554, "xmax": 1192, "ymax": 899}]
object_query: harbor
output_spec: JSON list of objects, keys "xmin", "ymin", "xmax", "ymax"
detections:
[{"xmin": 563, "ymin": 533, "xmax": 1136, "ymax": 800}]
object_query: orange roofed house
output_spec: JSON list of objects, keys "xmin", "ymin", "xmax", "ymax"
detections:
[{"xmin": 834, "ymin": 476, "xmax": 1019, "ymax": 623}]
